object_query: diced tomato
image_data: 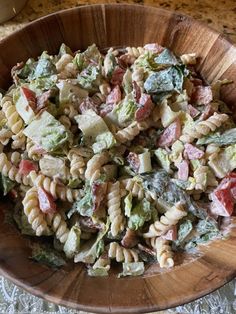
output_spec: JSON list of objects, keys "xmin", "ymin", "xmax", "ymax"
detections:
[
  {"xmin": 21, "ymin": 87, "xmax": 36, "ymax": 111},
  {"xmin": 187, "ymin": 104, "xmax": 200, "ymax": 118},
  {"xmin": 127, "ymin": 152, "xmax": 140, "ymax": 172},
  {"xmin": 79, "ymin": 97, "xmax": 98, "ymax": 114},
  {"xmin": 99, "ymin": 104, "xmax": 114, "ymax": 117},
  {"xmin": 38, "ymin": 187, "xmax": 57, "ymax": 213},
  {"xmin": 177, "ymin": 160, "xmax": 189, "ymax": 181},
  {"xmin": 19, "ymin": 160, "xmax": 38, "ymax": 176},
  {"xmin": 132, "ymin": 81, "xmax": 141, "ymax": 102},
  {"xmin": 162, "ymin": 225, "xmax": 177, "ymax": 241},
  {"xmin": 135, "ymin": 94, "xmax": 154, "ymax": 122},
  {"xmin": 210, "ymin": 188, "xmax": 234, "ymax": 217},
  {"xmin": 191, "ymin": 86, "xmax": 213, "ymax": 105},
  {"xmin": 144, "ymin": 43, "xmax": 164, "ymax": 53},
  {"xmin": 106, "ymin": 85, "xmax": 121, "ymax": 105},
  {"xmin": 110, "ymin": 66, "xmax": 125, "ymax": 86},
  {"xmin": 92, "ymin": 181, "xmax": 107, "ymax": 212},
  {"xmin": 157, "ymin": 118, "xmax": 181, "ymax": 147},
  {"xmin": 184, "ymin": 143, "xmax": 204, "ymax": 160}
]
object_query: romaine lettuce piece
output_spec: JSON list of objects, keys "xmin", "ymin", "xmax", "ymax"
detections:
[
  {"xmin": 88, "ymin": 267, "xmax": 109, "ymax": 277},
  {"xmin": 92, "ymin": 131, "xmax": 116, "ymax": 154},
  {"xmin": 154, "ymin": 148, "xmax": 171, "ymax": 173},
  {"xmin": 104, "ymin": 49, "xmax": 117, "ymax": 78},
  {"xmin": 122, "ymin": 69, "xmax": 132, "ymax": 94},
  {"xmin": 34, "ymin": 54, "xmax": 56, "ymax": 79},
  {"xmin": 159, "ymin": 99, "xmax": 180, "ymax": 127},
  {"xmin": 23, "ymin": 111, "xmax": 71, "ymax": 152},
  {"xmin": 30, "ymin": 243, "xmax": 66, "ymax": 268},
  {"xmin": 128, "ymin": 198, "xmax": 152, "ymax": 230},
  {"xmin": 58, "ymin": 43, "xmax": 73, "ymax": 57},
  {"xmin": 77, "ymin": 64, "xmax": 101, "ymax": 91},
  {"xmin": 39, "ymin": 155, "xmax": 68, "ymax": 181},
  {"xmin": 118, "ymin": 262, "xmax": 145, "ymax": 277},
  {"xmin": 74, "ymin": 219, "xmax": 110, "ymax": 264},
  {"xmin": 63, "ymin": 226, "xmax": 81, "ymax": 258},
  {"xmin": 154, "ymin": 48, "xmax": 178, "ymax": 65},
  {"xmin": 144, "ymin": 66, "xmax": 184, "ymax": 94},
  {"xmin": 13, "ymin": 208, "xmax": 36, "ymax": 236},
  {"xmin": 197, "ymin": 128, "xmax": 236, "ymax": 146},
  {"xmin": 67, "ymin": 185, "xmax": 93, "ymax": 218},
  {"xmin": 138, "ymin": 150, "xmax": 152, "ymax": 174},
  {"xmin": 74, "ymin": 44, "xmax": 102, "ymax": 72},
  {"xmin": 115, "ymin": 94, "xmax": 137, "ymax": 127},
  {"xmin": 0, "ymin": 173, "xmax": 15, "ymax": 196},
  {"xmin": 56, "ymin": 80, "xmax": 88, "ymax": 105},
  {"xmin": 175, "ymin": 219, "xmax": 193, "ymax": 245}
]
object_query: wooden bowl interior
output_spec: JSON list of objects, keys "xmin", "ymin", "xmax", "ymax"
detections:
[{"xmin": 0, "ymin": 4, "xmax": 236, "ymax": 313}]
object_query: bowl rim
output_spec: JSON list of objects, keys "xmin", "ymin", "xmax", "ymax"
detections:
[{"xmin": 0, "ymin": 3, "xmax": 236, "ymax": 313}]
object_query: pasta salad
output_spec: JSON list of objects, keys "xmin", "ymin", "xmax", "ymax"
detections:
[{"xmin": 0, "ymin": 43, "xmax": 234, "ymax": 277}]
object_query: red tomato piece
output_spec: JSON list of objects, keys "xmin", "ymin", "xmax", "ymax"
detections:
[
  {"xmin": 36, "ymin": 90, "xmax": 53, "ymax": 112},
  {"xmin": 99, "ymin": 104, "xmax": 114, "ymax": 117},
  {"xmin": 106, "ymin": 85, "xmax": 121, "ymax": 105},
  {"xmin": 21, "ymin": 87, "xmax": 36, "ymax": 111},
  {"xmin": 184, "ymin": 143, "xmax": 204, "ymax": 160},
  {"xmin": 135, "ymin": 94, "xmax": 154, "ymax": 122},
  {"xmin": 144, "ymin": 43, "xmax": 164, "ymax": 53},
  {"xmin": 118, "ymin": 54, "xmax": 136, "ymax": 67},
  {"xmin": 210, "ymin": 188, "xmax": 234, "ymax": 217},
  {"xmin": 79, "ymin": 97, "xmax": 98, "ymax": 114},
  {"xmin": 19, "ymin": 160, "xmax": 38, "ymax": 176},
  {"xmin": 157, "ymin": 119, "xmax": 181, "ymax": 147},
  {"xmin": 110, "ymin": 66, "xmax": 125, "ymax": 86},
  {"xmin": 191, "ymin": 86, "xmax": 213, "ymax": 105},
  {"xmin": 187, "ymin": 104, "xmax": 200, "ymax": 118},
  {"xmin": 162, "ymin": 226, "xmax": 177, "ymax": 241},
  {"xmin": 177, "ymin": 160, "xmax": 189, "ymax": 181},
  {"xmin": 38, "ymin": 187, "xmax": 57, "ymax": 213}
]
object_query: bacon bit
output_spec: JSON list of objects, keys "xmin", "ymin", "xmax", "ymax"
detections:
[
  {"xmin": 177, "ymin": 160, "xmax": 189, "ymax": 181},
  {"xmin": 157, "ymin": 118, "xmax": 181, "ymax": 147},
  {"xmin": 121, "ymin": 229, "xmax": 139, "ymax": 248},
  {"xmin": 111, "ymin": 66, "xmax": 125, "ymax": 86},
  {"xmin": 191, "ymin": 86, "xmax": 213, "ymax": 105},
  {"xmin": 184, "ymin": 143, "xmax": 204, "ymax": 160},
  {"xmin": 92, "ymin": 181, "xmax": 107, "ymax": 212},
  {"xmin": 210, "ymin": 188, "xmax": 234, "ymax": 217},
  {"xmin": 36, "ymin": 90, "xmax": 53, "ymax": 112},
  {"xmin": 106, "ymin": 85, "xmax": 121, "ymax": 105},
  {"xmin": 38, "ymin": 187, "xmax": 57, "ymax": 214},
  {"xmin": 162, "ymin": 225, "xmax": 177, "ymax": 241},
  {"xmin": 21, "ymin": 87, "xmax": 36, "ymax": 111},
  {"xmin": 127, "ymin": 152, "xmax": 140, "ymax": 172},
  {"xmin": 79, "ymin": 97, "xmax": 98, "ymax": 114},
  {"xmin": 144, "ymin": 43, "xmax": 164, "ymax": 53},
  {"xmin": 187, "ymin": 104, "xmax": 200, "ymax": 118},
  {"xmin": 135, "ymin": 94, "xmax": 154, "ymax": 122},
  {"xmin": 118, "ymin": 54, "xmax": 136, "ymax": 67},
  {"xmin": 137, "ymin": 243, "xmax": 156, "ymax": 256},
  {"xmin": 132, "ymin": 81, "xmax": 142, "ymax": 103}
]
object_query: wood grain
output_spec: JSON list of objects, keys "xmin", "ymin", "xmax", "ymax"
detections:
[{"xmin": 0, "ymin": 4, "xmax": 236, "ymax": 313}]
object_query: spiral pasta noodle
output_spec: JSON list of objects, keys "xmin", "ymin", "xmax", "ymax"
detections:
[
  {"xmin": 149, "ymin": 237, "xmax": 174, "ymax": 268},
  {"xmin": 121, "ymin": 178, "xmax": 144, "ymax": 200},
  {"xmin": 180, "ymin": 112, "xmax": 228, "ymax": 143},
  {"xmin": 26, "ymin": 138, "xmax": 43, "ymax": 161},
  {"xmin": 107, "ymin": 181, "xmax": 124, "ymax": 236},
  {"xmin": 144, "ymin": 202, "xmax": 187, "ymax": 238},
  {"xmin": 68, "ymin": 148, "xmax": 86, "ymax": 178},
  {"xmin": 22, "ymin": 187, "xmax": 50, "ymax": 236},
  {"xmin": 126, "ymin": 47, "xmax": 145, "ymax": 58},
  {"xmin": 85, "ymin": 152, "xmax": 109, "ymax": 183},
  {"xmin": 56, "ymin": 54, "xmax": 77, "ymax": 79},
  {"xmin": 46, "ymin": 212, "xmax": 69, "ymax": 244},
  {"xmin": 11, "ymin": 131, "xmax": 26, "ymax": 150},
  {"xmin": 108, "ymin": 242, "xmax": 139, "ymax": 263},
  {"xmin": 1, "ymin": 96, "xmax": 24, "ymax": 134}
]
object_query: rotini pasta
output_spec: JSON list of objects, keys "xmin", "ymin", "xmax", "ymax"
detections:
[
  {"xmin": 46, "ymin": 212, "xmax": 69, "ymax": 244},
  {"xmin": 85, "ymin": 152, "xmax": 109, "ymax": 183},
  {"xmin": 68, "ymin": 148, "xmax": 86, "ymax": 179},
  {"xmin": 108, "ymin": 242, "xmax": 139, "ymax": 263},
  {"xmin": 1, "ymin": 96, "xmax": 24, "ymax": 134},
  {"xmin": 149, "ymin": 237, "xmax": 174, "ymax": 268}
]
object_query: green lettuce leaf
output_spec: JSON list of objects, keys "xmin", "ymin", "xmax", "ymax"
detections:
[
  {"xmin": 74, "ymin": 44, "xmax": 102, "ymax": 72},
  {"xmin": 30, "ymin": 243, "xmax": 66, "ymax": 268},
  {"xmin": 154, "ymin": 48, "xmax": 178, "ymax": 65},
  {"xmin": 77, "ymin": 64, "xmax": 101, "ymax": 91},
  {"xmin": 92, "ymin": 131, "xmax": 116, "ymax": 154},
  {"xmin": 88, "ymin": 267, "xmax": 109, "ymax": 277},
  {"xmin": 144, "ymin": 66, "xmax": 184, "ymax": 94},
  {"xmin": 128, "ymin": 198, "xmax": 152, "ymax": 230},
  {"xmin": 67, "ymin": 185, "xmax": 93, "ymax": 218},
  {"xmin": 118, "ymin": 262, "xmax": 145, "ymax": 277},
  {"xmin": 115, "ymin": 94, "xmax": 137, "ymax": 126},
  {"xmin": 63, "ymin": 226, "xmax": 81, "ymax": 258},
  {"xmin": 58, "ymin": 43, "xmax": 73, "ymax": 57},
  {"xmin": 0, "ymin": 174, "xmax": 15, "ymax": 196},
  {"xmin": 197, "ymin": 128, "xmax": 236, "ymax": 146},
  {"xmin": 175, "ymin": 219, "xmax": 193, "ymax": 245}
]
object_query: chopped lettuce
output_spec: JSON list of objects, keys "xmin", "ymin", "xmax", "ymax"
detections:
[
  {"xmin": 39, "ymin": 155, "xmax": 68, "ymax": 181},
  {"xmin": 58, "ymin": 43, "xmax": 73, "ymax": 57},
  {"xmin": 67, "ymin": 185, "xmax": 93, "ymax": 218},
  {"xmin": 74, "ymin": 44, "xmax": 102, "ymax": 72},
  {"xmin": 184, "ymin": 231, "xmax": 219, "ymax": 252},
  {"xmin": 154, "ymin": 48, "xmax": 178, "ymax": 65},
  {"xmin": 128, "ymin": 198, "xmax": 152, "ymax": 230},
  {"xmin": 23, "ymin": 111, "xmax": 71, "ymax": 152},
  {"xmin": 159, "ymin": 99, "xmax": 180, "ymax": 127},
  {"xmin": 175, "ymin": 219, "xmax": 193, "ymax": 245},
  {"xmin": 208, "ymin": 144, "xmax": 236, "ymax": 178},
  {"xmin": 13, "ymin": 88, "xmax": 36, "ymax": 124},
  {"xmin": 56, "ymin": 80, "xmax": 88, "ymax": 105},
  {"xmin": 144, "ymin": 66, "xmax": 184, "ymax": 94},
  {"xmin": 154, "ymin": 148, "xmax": 171, "ymax": 173},
  {"xmin": 115, "ymin": 94, "xmax": 137, "ymax": 127},
  {"xmin": 67, "ymin": 178, "xmax": 82, "ymax": 189},
  {"xmin": 74, "ymin": 219, "xmax": 110, "ymax": 264},
  {"xmin": 88, "ymin": 267, "xmax": 109, "ymax": 277},
  {"xmin": 118, "ymin": 262, "xmax": 145, "ymax": 277},
  {"xmin": 142, "ymin": 170, "xmax": 170, "ymax": 198},
  {"xmin": 0, "ymin": 174, "xmax": 15, "ymax": 196},
  {"xmin": 138, "ymin": 151, "xmax": 152, "ymax": 174},
  {"xmin": 134, "ymin": 51, "xmax": 161, "ymax": 71},
  {"xmin": 16, "ymin": 58, "xmax": 36, "ymax": 81},
  {"xmin": 77, "ymin": 64, "xmax": 101, "ymax": 91},
  {"xmin": 30, "ymin": 76, "xmax": 58, "ymax": 91},
  {"xmin": 122, "ymin": 68, "xmax": 132, "ymax": 94},
  {"xmin": 196, "ymin": 217, "xmax": 219, "ymax": 235},
  {"xmin": 197, "ymin": 128, "xmax": 236, "ymax": 146},
  {"xmin": 92, "ymin": 131, "xmax": 116, "ymax": 154},
  {"xmin": 63, "ymin": 226, "xmax": 81, "ymax": 258},
  {"xmin": 124, "ymin": 192, "xmax": 133, "ymax": 217},
  {"xmin": 104, "ymin": 49, "xmax": 117, "ymax": 78},
  {"xmin": 33, "ymin": 53, "xmax": 56, "ymax": 79},
  {"xmin": 30, "ymin": 243, "xmax": 66, "ymax": 268}
]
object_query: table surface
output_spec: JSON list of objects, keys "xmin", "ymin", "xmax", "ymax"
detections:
[{"xmin": 0, "ymin": 1, "xmax": 236, "ymax": 313}]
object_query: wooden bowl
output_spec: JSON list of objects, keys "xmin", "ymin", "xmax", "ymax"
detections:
[{"xmin": 0, "ymin": 4, "xmax": 236, "ymax": 313}]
